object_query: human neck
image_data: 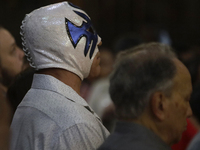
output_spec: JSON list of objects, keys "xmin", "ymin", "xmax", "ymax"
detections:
[
  {"xmin": 37, "ymin": 68, "xmax": 82, "ymax": 95},
  {"xmin": 132, "ymin": 112, "xmax": 172, "ymax": 146}
]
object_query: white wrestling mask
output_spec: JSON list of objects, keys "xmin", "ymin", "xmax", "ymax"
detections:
[{"xmin": 20, "ymin": 1, "xmax": 101, "ymax": 80}]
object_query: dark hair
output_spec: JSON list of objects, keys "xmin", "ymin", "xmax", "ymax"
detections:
[
  {"xmin": 109, "ymin": 42, "xmax": 177, "ymax": 119},
  {"xmin": 7, "ymin": 68, "xmax": 35, "ymax": 114},
  {"xmin": 112, "ymin": 33, "xmax": 144, "ymax": 55}
]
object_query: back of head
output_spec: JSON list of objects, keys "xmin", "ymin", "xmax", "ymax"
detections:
[
  {"xmin": 21, "ymin": 2, "xmax": 101, "ymax": 80},
  {"xmin": 109, "ymin": 42, "xmax": 177, "ymax": 119}
]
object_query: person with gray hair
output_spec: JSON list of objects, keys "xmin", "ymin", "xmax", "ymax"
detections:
[
  {"xmin": 10, "ymin": 2, "xmax": 109, "ymax": 150},
  {"xmin": 98, "ymin": 42, "xmax": 193, "ymax": 150}
]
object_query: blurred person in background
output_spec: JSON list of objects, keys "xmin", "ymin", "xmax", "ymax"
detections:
[
  {"xmin": 98, "ymin": 42, "xmax": 193, "ymax": 150},
  {"xmin": 80, "ymin": 47, "xmax": 115, "ymax": 101},
  {"xmin": 112, "ymin": 32, "xmax": 144, "ymax": 55},
  {"xmin": 10, "ymin": 2, "xmax": 109, "ymax": 150},
  {"xmin": 0, "ymin": 25, "xmax": 25, "ymax": 150},
  {"xmin": 87, "ymin": 47, "xmax": 115, "ymax": 131},
  {"xmin": 87, "ymin": 33, "xmax": 144, "ymax": 132},
  {"xmin": 0, "ymin": 25, "xmax": 25, "ymax": 95}
]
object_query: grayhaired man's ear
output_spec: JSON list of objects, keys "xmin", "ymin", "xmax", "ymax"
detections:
[{"xmin": 150, "ymin": 91, "xmax": 168, "ymax": 121}]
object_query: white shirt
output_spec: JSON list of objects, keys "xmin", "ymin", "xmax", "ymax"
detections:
[{"xmin": 10, "ymin": 74, "xmax": 109, "ymax": 150}]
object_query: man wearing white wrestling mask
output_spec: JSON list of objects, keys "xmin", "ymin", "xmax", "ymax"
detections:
[{"xmin": 10, "ymin": 2, "xmax": 109, "ymax": 150}]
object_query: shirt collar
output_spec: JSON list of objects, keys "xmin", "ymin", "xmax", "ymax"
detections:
[
  {"xmin": 32, "ymin": 74, "xmax": 101, "ymax": 121},
  {"xmin": 32, "ymin": 74, "xmax": 89, "ymax": 107}
]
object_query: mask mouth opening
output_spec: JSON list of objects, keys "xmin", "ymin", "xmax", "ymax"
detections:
[{"xmin": 87, "ymin": 26, "xmax": 94, "ymax": 34}]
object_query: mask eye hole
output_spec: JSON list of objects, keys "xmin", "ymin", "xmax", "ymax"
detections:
[{"xmin": 87, "ymin": 27, "xmax": 94, "ymax": 34}]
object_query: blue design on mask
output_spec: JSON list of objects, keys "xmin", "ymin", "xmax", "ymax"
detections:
[
  {"xmin": 68, "ymin": 2, "xmax": 80, "ymax": 9},
  {"xmin": 65, "ymin": 10, "xmax": 98, "ymax": 59}
]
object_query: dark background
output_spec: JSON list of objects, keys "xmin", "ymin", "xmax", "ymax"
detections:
[{"xmin": 1, "ymin": 0, "xmax": 200, "ymax": 52}]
